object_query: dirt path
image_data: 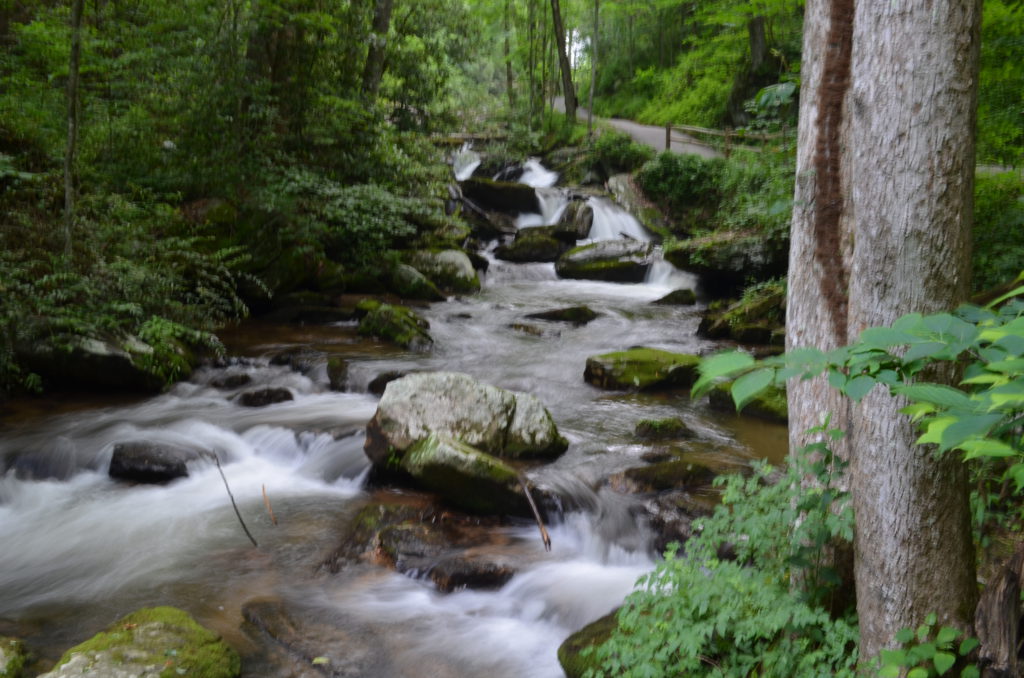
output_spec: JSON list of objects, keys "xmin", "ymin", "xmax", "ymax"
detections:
[{"xmin": 554, "ymin": 98, "xmax": 721, "ymax": 159}]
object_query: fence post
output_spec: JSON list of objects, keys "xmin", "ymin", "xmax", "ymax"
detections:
[{"xmin": 665, "ymin": 124, "xmax": 671, "ymax": 151}]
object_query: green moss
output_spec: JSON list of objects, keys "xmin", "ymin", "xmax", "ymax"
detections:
[
  {"xmin": 634, "ymin": 417, "xmax": 693, "ymax": 440},
  {"xmin": 557, "ymin": 611, "xmax": 620, "ymax": 678},
  {"xmin": 622, "ymin": 459, "xmax": 717, "ymax": 492},
  {"xmin": 357, "ymin": 302, "xmax": 433, "ymax": 350},
  {"xmin": 54, "ymin": 606, "xmax": 239, "ymax": 678},
  {"xmin": 709, "ymin": 381, "xmax": 788, "ymax": 423},
  {"xmin": 0, "ymin": 637, "xmax": 27, "ymax": 678},
  {"xmin": 584, "ymin": 348, "xmax": 701, "ymax": 391}
]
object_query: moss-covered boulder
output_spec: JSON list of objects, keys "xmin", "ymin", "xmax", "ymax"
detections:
[
  {"xmin": 460, "ymin": 176, "xmax": 541, "ymax": 214},
  {"xmin": 356, "ymin": 299, "xmax": 433, "ymax": 350},
  {"xmin": 364, "ymin": 371, "xmax": 567, "ymax": 465},
  {"xmin": 558, "ymin": 611, "xmax": 619, "ymax": 678},
  {"xmin": 584, "ymin": 348, "xmax": 700, "ymax": 391},
  {"xmin": 709, "ymin": 381, "xmax": 788, "ymax": 423},
  {"xmin": 609, "ymin": 459, "xmax": 718, "ymax": 494},
  {"xmin": 607, "ymin": 173, "xmax": 670, "ymax": 239},
  {"xmin": 555, "ymin": 200, "xmax": 594, "ymax": 240},
  {"xmin": 400, "ymin": 434, "xmax": 531, "ymax": 516},
  {"xmin": 38, "ymin": 606, "xmax": 239, "ymax": 678},
  {"xmin": 390, "ymin": 263, "xmax": 446, "ymax": 301},
  {"xmin": 407, "ymin": 250, "xmax": 480, "ymax": 294},
  {"xmin": 555, "ymin": 239, "xmax": 654, "ymax": 283},
  {"xmin": 634, "ymin": 417, "xmax": 694, "ymax": 440},
  {"xmin": 524, "ymin": 305, "xmax": 601, "ymax": 325},
  {"xmin": 697, "ymin": 281, "xmax": 786, "ymax": 346},
  {"xmin": 664, "ymin": 230, "xmax": 788, "ymax": 294},
  {"xmin": 494, "ymin": 228, "xmax": 570, "ymax": 262},
  {"xmin": 0, "ymin": 637, "xmax": 27, "ymax": 678},
  {"xmin": 652, "ymin": 288, "xmax": 697, "ymax": 305}
]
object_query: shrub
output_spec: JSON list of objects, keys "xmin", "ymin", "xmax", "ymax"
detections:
[
  {"xmin": 635, "ymin": 152, "xmax": 724, "ymax": 219},
  {"xmin": 972, "ymin": 171, "xmax": 1024, "ymax": 293},
  {"xmin": 588, "ymin": 130, "xmax": 654, "ymax": 175}
]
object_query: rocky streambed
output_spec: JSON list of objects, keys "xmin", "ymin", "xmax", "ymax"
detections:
[{"xmin": 0, "ymin": 157, "xmax": 788, "ymax": 677}]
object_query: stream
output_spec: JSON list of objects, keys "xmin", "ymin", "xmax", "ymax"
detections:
[{"xmin": 0, "ymin": 160, "xmax": 786, "ymax": 677}]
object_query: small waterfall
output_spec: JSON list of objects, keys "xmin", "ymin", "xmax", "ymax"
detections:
[
  {"xmin": 645, "ymin": 255, "xmax": 700, "ymax": 291},
  {"xmin": 453, "ymin": 143, "xmax": 482, "ymax": 181},
  {"xmin": 518, "ymin": 158, "xmax": 559, "ymax": 188},
  {"xmin": 586, "ymin": 197, "xmax": 651, "ymax": 242},
  {"xmin": 514, "ymin": 188, "xmax": 570, "ymax": 229}
]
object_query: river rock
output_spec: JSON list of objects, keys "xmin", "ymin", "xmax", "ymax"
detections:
[
  {"xmin": 697, "ymin": 283, "xmax": 785, "ymax": 344},
  {"xmin": 555, "ymin": 239, "xmax": 654, "ymax": 282},
  {"xmin": 210, "ymin": 372, "xmax": 252, "ymax": 390},
  {"xmin": 108, "ymin": 441, "xmax": 202, "ymax": 483},
  {"xmin": 634, "ymin": 417, "xmax": 695, "ymax": 440},
  {"xmin": 18, "ymin": 335, "xmax": 173, "ymax": 394},
  {"xmin": 652, "ymin": 288, "xmax": 697, "ymax": 305},
  {"xmin": 390, "ymin": 263, "xmax": 446, "ymax": 302},
  {"xmin": 460, "ymin": 176, "xmax": 540, "ymax": 214},
  {"xmin": 664, "ymin": 230, "xmax": 788, "ymax": 294},
  {"xmin": 406, "ymin": 250, "xmax": 480, "ymax": 294},
  {"xmin": 356, "ymin": 300, "xmax": 433, "ymax": 350},
  {"xmin": 0, "ymin": 637, "xmax": 27, "ymax": 678},
  {"xmin": 363, "ymin": 371, "xmax": 567, "ymax": 465},
  {"xmin": 494, "ymin": 228, "xmax": 570, "ymax": 262},
  {"xmin": 524, "ymin": 305, "xmax": 601, "ymax": 325},
  {"xmin": 400, "ymin": 434, "xmax": 531, "ymax": 516},
  {"xmin": 608, "ymin": 459, "xmax": 718, "ymax": 494},
  {"xmin": 237, "ymin": 386, "xmax": 294, "ymax": 407},
  {"xmin": 558, "ymin": 611, "xmax": 619, "ymax": 678},
  {"xmin": 38, "ymin": 606, "xmax": 239, "ymax": 678},
  {"xmin": 555, "ymin": 200, "xmax": 594, "ymax": 240},
  {"xmin": 584, "ymin": 348, "xmax": 700, "ymax": 391},
  {"xmin": 708, "ymin": 381, "xmax": 788, "ymax": 423},
  {"xmin": 326, "ymin": 357, "xmax": 348, "ymax": 391}
]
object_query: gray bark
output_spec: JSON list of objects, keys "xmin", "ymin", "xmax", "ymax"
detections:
[
  {"xmin": 789, "ymin": 0, "xmax": 981, "ymax": 665},
  {"xmin": 847, "ymin": 0, "xmax": 980, "ymax": 659},
  {"xmin": 361, "ymin": 0, "xmax": 394, "ymax": 99},
  {"xmin": 64, "ymin": 0, "xmax": 85, "ymax": 258},
  {"xmin": 587, "ymin": 0, "xmax": 598, "ymax": 135},
  {"xmin": 549, "ymin": 0, "xmax": 576, "ymax": 122},
  {"xmin": 505, "ymin": 0, "xmax": 516, "ymax": 111}
]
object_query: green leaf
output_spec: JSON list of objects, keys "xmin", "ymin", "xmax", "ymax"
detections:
[
  {"xmin": 844, "ymin": 374, "xmax": 877, "ymax": 401},
  {"xmin": 961, "ymin": 666, "xmax": 980, "ymax": 678},
  {"xmin": 860, "ymin": 326, "xmax": 919, "ymax": 346},
  {"xmin": 905, "ymin": 341, "xmax": 953, "ymax": 363},
  {"xmin": 880, "ymin": 649, "xmax": 908, "ymax": 667},
  {"xmin": 895, "ymin": 628, "xmax": 916, "ymax": 644},
  {"xmin": 935, "ymin": 626, "xmax": 959, "ymax": 646},
  {"xmin": 933, "ymin": 651, "xmax": 956, "ymax": 675},
  {"xmin": 938, "ymin": 414, "xmax": 1003, "ymax": 452},
  {"xmin": 692, "ymin": 351, "xmax": 755, "ymax": 397},
  {"xmin": 312, "ymin": 657, "xmax": 330, "ymax": 665},
  {"xmin": 959, "ymin": 438, "xmax": 1017, "ymax": 460},
  {"xmin": 895, "ymin": 383, "xmax": 976, "ymax": 411},
  {"xmin": 878, "ymin": 665, "xmax": 902, "ymax": 678},
  {"xmin": 732, "ymin": 368, "xmax": 774, "ymax": 410},
  {"xmin": 908, "ymin": 668, "xmax": 929, "ymax": 678},
  {"xmin": 917, "ymin": 417, "xmax": 957, "ymax": 446},
  {"xmin": 958, "ymin": 637, "xmax": 980, "ymax": 655}
]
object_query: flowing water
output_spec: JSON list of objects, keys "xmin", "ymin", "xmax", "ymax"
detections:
[{"xmin": 0, "ymin": 163, "xmax": 786, "ymax": 676}]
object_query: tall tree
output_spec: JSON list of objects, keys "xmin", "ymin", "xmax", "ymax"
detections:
[
  {"xmin": 587, "ymin": 0, "xmax": 598, "ymax": 135},
  {"xmin": 63, "ymin": 0, "xmax": 85, "ymax": 257},
  {"xmin": 549, "ymin": 0, "xmax": 576, "ymax": 122},
  {"xmin": 362, "ymin": 0, "xmax": 395, "ymax": 98},
  {"xmin": 504, "ymin": 0, "xmax": 516, "ymax": 110},
  {"xmin": 788, "ymin": 0, "xmax": 982, "ymax": 663}
]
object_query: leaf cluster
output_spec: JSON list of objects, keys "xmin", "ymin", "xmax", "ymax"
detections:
[{"xmin": 878, "ymin": 614, "xmax": 980, "ymax": 678}]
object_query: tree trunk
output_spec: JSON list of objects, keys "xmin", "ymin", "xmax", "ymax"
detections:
[
  {"xmin": 361, "ymin": 0, "xmax": 394, "ymax": 99},
  {"xmin": 789, "ymin": 0, "xmax": 981, "ymax": 665},
  {"xmin": 504, "ymin": 0, "xmax": 516, "ymax": 111},
  {"xmin": 549, "ymin": 0, "xmax": 575, "ymax": 122},
  {"xmin": 64, "ymin": 0, "xmax": 85, "ymax": 258},
  {"xmin": 527, "ymin": 0, "xmax": 536, "ymax": 128},
  {"xmin": 587, "ymin": 0, "xmax": 597, "ymax": 135},
  {"xmin": 847, "ymin": 0, "xmax": 980, "ymax": 659}
]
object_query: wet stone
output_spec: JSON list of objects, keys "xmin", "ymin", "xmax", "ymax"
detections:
[
  {"xmin": 109, "ymin": 441, "xmax": 203, "ymax": 484},
  {"xmin": 237, "ymin": 387, "xmax": 295, "ymax": 408}
]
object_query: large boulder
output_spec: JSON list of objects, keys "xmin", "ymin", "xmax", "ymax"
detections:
[
  {"xmin": 363, "ymin": 371, "xmax": 567, "ymax": 466},
  {"xmin": 555, "ymin": 239, "xmax": 654, "ymax": 283},
  {"xmin": 401, "ymin": 434, "xmax": 532, "ymax": 516},
  {"xmin": 108, "ymin": 441, "xmax": 203, "ymax": 484},
  {"xmin": 38, "ymin": 606, "xmax": 239, "ymax": 678},
  {"xmin": 524, "ymin": 305, "xmax": 601, "ymax": 325},
  {"xmin": 664, "ymin": 230, "xmax": 788, "ymax": 294},
  {"xmin": 584, "ymin": 348, "xmax": 701, "ymax": 391},
  {"xmin": 356, "ymin": 300, "xmax": 433, "ymax": 350},
  {"xmin": 494, "ymin": 227, "xmax": 571, "ymax": 263},
  {"xmin": 555, "ymin": 200, "xmax": 594, "ymax": 240},
  {"xmin": 698, "ymin": 281, "xmax": 786, "ymax": 346},
  {"xmin": 407, "ymin": 250, "xmax": 480, "ymax": 294},
  {"xmin": 558, "ymin": 611, "xmax": 619, "ymax": 678},
  {"xmin": 708, "ymin": 381, "xmax": 788, "ymax": 423},
  {"xmin": 390, "ymin": 263, "xmax": 446, "ymax": 302},
  {"xmin": 460, "ymin": 176, "xmax": 541, "ymax": 214}
]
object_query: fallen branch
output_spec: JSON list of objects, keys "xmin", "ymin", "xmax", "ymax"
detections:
[
  {"xmin": 202, "ymin": 451, "xmax": 258, "ymax": 548},
  {"xmin": 262, "ymin": 484, "xmax": 278, "ymax": 526},
  {"xmin": 519, "ymin": 474, "xmax": 551, "ymax": 551}
]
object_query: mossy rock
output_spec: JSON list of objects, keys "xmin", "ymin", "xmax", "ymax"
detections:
[
  {"xmin": 584, "ymin": 348, "xmax": 700, "ymax": 391},
  {"xmin": 40, "ymin": 606, "xmax": 239, "ymax": 678},
  {"xmin": 389, "ymin": 263, "xmax": 446, "ymax": 302},
  {"xmin": 524, "ymin": 305, "xmax": 601, "ymax": 325},
  {"xmin": 407, "ymin": 250, "xmax": 481, "ymax": 294},
  {"xmin": 652, "ymin": 288, "xmax": 697, "ymax": 305},
  {"xmin": 612, "ymin": 459, "xmax": 718, "ymax": 493},
  {"xmin": 400, "ymin": 434, "xmax": 530, "ymax": 516},
  {"xmin": 697, "ymin": 282, "xmax": 786, "ymax": 344},
  {"xmin": 326, "ymin": 357, "xmax": 348, "ymax": 391},
  {"xmin": 0, "ymin": 637, "xmax": 27, "ymax": 678},
  {"xmin": 558, "ymin": 611, "xmax": 620, "ymax": 678},
  {"xmin": 460, "ymin": 176, "xmax": 541, "ymax": 214},
  {"xmin": 494, "ymin": 230, "xmax": 570, "ymax": 262},
  {"xmin": 555, "ymin": 240, "xmax": 654, "ymax": 283},
  {"xmin": 709, "ymin": 381, "xmax": 788, "ymax": 423},
  {"xmin": 663, "ymin": 230, "xmax": 788, "ymax": 294},
  {"xmin": 634, "ymin": 417, "xmax": 694, "ymax": 440},
  {"xmin": 356, "ymin": 300, "xmax": 433, "ymax": 350}
]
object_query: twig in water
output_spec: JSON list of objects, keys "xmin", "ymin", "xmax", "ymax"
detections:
[
  {"xmin": 262, "ymin": 484, "xmax": 278, "ymax": 526},
  {"xmin": 519, "ymin": 473, "xmax": 551, "ymax": 551},
  {"xmin": 202, "ymin": 451, "xmax": 258, "ymax": 548}
]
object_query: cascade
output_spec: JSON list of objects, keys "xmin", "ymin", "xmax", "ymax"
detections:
[{"xmin": 452, "ymin": 143, "xmax": 481, "ymax": 181}]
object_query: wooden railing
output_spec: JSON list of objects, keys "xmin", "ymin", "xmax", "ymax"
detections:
[{"xmin": 665, "ymin": 123, "xmax": 791, "ymax": 156}]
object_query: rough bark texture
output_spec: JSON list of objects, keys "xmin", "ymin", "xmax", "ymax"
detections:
[
  {"xmin": 790, "ymin": 0, "xmax": 981, "ymax": 664},
  {"xmin": 587, "ymin": 0, "xmax": 598, "ymax": 135},
  {"xmin": 550, "ymin": 0, "xmax": 576, "ymax": 122},
  {"xmin": 361, "ymin": 0, "xmax": 394, "ymax": 98},
  {"xmin": 847, "ymin": 0, "xmax": 980, "ymax": 659},
  {"xmin": 505, "ymin": 0, "xmax": 516, "ymax": 111},
  {"xmin": 975, "ymin": 545, "xmax": 1024, "ymax": 677}
]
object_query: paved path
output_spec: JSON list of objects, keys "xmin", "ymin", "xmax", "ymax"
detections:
[{"xmin": 554, "ymin": 98, "xmax": 721, "ymax": 159}]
